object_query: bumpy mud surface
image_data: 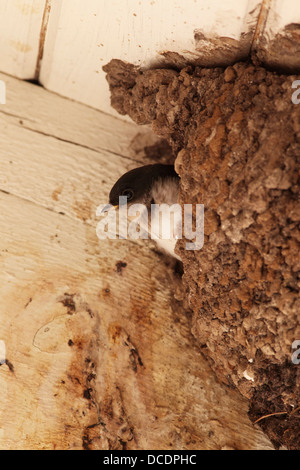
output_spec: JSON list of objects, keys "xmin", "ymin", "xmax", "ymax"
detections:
[{"xmin": 103, "ymin": 59, "xmax": 300, "ymax": 449}]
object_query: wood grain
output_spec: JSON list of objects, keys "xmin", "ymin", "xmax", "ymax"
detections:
[{"xmin": 0, "ymin": 0, "xmax": 47, "ymax": 78}]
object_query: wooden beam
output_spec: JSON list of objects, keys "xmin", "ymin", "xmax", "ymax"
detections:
[{"xmin": 39, "ymin": 0, "xmax": 262, "ymax": 116}]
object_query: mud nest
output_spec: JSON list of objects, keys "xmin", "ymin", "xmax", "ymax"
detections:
[{"xmin": 103, "ymin": 59, "xmax": 300, "ymax": 449}]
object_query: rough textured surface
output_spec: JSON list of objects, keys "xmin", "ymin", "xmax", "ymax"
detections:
[{"xmin": 103, "ymin": 59, "xmax": 300, "ymax": 449}]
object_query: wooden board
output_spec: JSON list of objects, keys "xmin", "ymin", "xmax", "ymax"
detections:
[
  {"xmin": 0, "ymin": 0, "xmax": 47, "ymax": 79},
  {"xmin": 1, "ymin": 1, "xmax": 300, "ymax": 118},
  {"xmin": 0, "ymin": 71, "xmax": 159, "ymax": 163},
  {"xmin": 0, "ymin": 73, "xmax": 274, "ymax": 449},
  {"xmin": 39, "ymin": 0, "xmax": 262, "ymax": 117}
]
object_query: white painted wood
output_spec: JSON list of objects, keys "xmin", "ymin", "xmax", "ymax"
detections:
[
  {"xmin": 39, "ymin": 0, "xmax": 262, "ymax": 117},
  {"xmin": 1, "ymin": 0, "xmax": 300, "ymax": 118},
  {"xmin": 0, "ymin": 0, "xmax": 47, "ymax": 79},
  {"xmin": 0, "ymin": 72, "xmax": 158, "ymax": 162},
  {"xmin": 0, "ymin": 110, "xmax": 131, "ymax": 223}
]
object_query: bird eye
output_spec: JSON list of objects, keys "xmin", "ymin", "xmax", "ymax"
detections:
[{"xmin": 121, "ymin": 189, "xmax": 134, "ymax": 201}]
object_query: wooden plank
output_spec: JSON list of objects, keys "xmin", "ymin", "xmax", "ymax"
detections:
[
  {"xmin": 0, "ymin": 0, "xmax": 47, "ymax": 79},
  {"xmin": 0, "ymin": 110, "xmax": 133, "ymax": 224},
  {"xmin": 0, "ymin": 190, "xmax": 274, "ymax": 450},
  {"xmin": 0, "ymin": 72, "xmax": 171, "ymax": 229},
  {"xmin": 0, "ymin": 72, "xmax": 160, "ymax": 163},
  {"xmin": 39, "ymin": 0, "xmax": 261, "ymax": 116},
  {"xmin": 0, "ymin": 103, "xmax": 160, "ymax": 229}
]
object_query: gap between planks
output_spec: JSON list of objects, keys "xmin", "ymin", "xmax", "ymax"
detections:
[{"xmin": 0, "ymin": 71, "xmax": 158, "ymax": 164}]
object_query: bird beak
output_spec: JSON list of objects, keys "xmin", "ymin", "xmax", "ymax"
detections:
[{"xmin": 100, "ymin": 204, "xmax": 119, "ymax": 214}]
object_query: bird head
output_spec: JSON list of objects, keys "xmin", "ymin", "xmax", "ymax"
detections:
[{"xmin": 103, "ymin": 164, "xmax": 179, "ymax": 213}]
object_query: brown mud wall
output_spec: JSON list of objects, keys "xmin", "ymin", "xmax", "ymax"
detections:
[{"xmin": 103, "ymin": 59, "xmax": 300, "ymax": 449}]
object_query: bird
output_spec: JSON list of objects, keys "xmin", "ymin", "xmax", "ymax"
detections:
[{"xmin": 102, "ymin": 164, "xmax": 182, "ymax": 260}]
